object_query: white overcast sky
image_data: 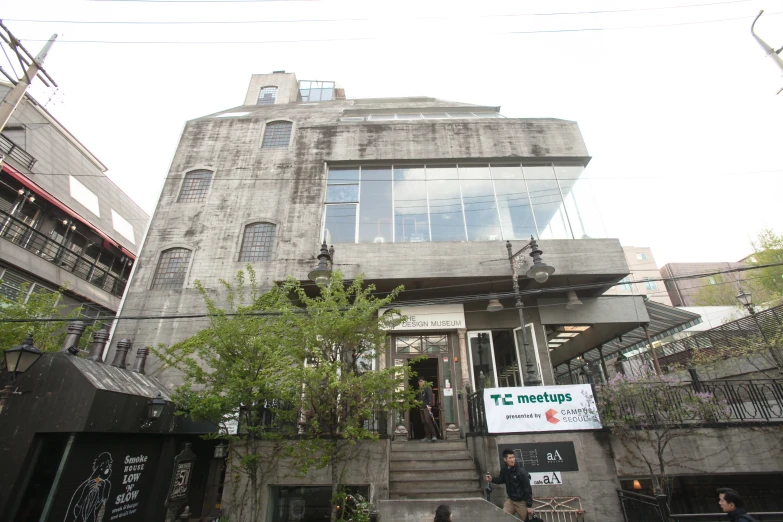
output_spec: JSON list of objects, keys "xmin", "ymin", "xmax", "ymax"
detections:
[{"xmin": 4, "ymin": 0, "xmax": 782, "ymax": 266}]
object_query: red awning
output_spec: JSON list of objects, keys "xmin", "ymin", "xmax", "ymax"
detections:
[{"xmin": 2, "ymin": 163, "xmax": 136, "ymax": 260}]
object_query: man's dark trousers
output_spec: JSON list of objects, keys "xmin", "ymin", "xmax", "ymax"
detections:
[{"xmin": 420, "ymin": 408, "xmax": 437, "ymax": 439}]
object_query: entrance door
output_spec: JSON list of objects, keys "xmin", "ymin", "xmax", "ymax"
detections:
[
  {"xmin": 514, "ymin": 325, "xmax": 544, "ymax": 385},
  {"xmin": 408, "ymin": 358, "xmax": 439, "ymax": 439},
  {"xmin": 468, "ymin": 330, "xmax": 525, "ymax": 389}
]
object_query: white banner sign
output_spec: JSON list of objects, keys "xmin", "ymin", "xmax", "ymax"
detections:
[
  {"xmin": 483, "ymin": 384, "xmax": 601, "ymax": 433},
  {"xmin": 379, "ymin": 304, "xmax": 465, "ymax": 331},
  {"xmin": 529, "ymin": 471, "xmax": 563, "ymax": 486}
]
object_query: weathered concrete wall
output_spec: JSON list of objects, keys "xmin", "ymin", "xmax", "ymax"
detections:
[
  {"xmin": 109, "ymin": 93, "xmax": 625, "ymax": 383},
  {"xmin": 220, "ymin": 439, "xmax": 389, "ymax": 522},
  {"xmin": 468, "ymin": 432, "xmax": 624, "ymax": 522},
  {"xmin": 610, "ymin": 426, "xmax": 783, "ymax": 478}
]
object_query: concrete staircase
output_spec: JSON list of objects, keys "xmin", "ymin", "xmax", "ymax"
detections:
[{"xmin": 389, "ymin": 440, "xmax": 483, "ymax": 500}]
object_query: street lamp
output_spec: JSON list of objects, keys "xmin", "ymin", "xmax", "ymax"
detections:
[
  {"xmin": 308, "ymin": 240, "xmax": 334, "ymax": 286},
  {"xmin": 736, "ymin": 289, "xmax": 753, "ymax": 312},
  {"xmin": 146, "ymin": 392, "xmax": 166, "ymax": 424},
  {"xmin": 4, "ymin": 334, "xmax": 43, "ymax": 380},
  {"xmin": 506, "ymin": 237, "xmax": 556, "ymax": 386},
  {"xmin": 213, "ymin": 442, "xmax": 229, "ymax": 459}
]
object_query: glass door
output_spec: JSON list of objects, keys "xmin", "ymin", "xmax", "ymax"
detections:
[
  {"xmin": 513, "ymin": 325, "xmax": 544, "ymax": 386},
  {"xmin": 468, "ymin": 331, "xmax": 497, "ymax": 389}
]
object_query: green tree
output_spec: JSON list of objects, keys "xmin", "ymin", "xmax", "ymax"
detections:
[
  {"xmin": 150, "ymin": 268, "xmax": 299, "ymax": 522},
  {"xmin": 749, "ymin": 227, "xmax": 783, "ymax": 306},
  {"xmin": 0, "ymin": 281, "xmax": 98, "ymax": 353},
  {"xmin": 281, "ymin": 271, "xmax": 418, "ymax": 522}
]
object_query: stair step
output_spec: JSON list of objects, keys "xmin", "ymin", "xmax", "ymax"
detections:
[
  {"xmin": 389, "ymin": 491, "xmax": 484, "ymax": 500},
  {"xmin": 392, "ymin": 441, "xmax": 466, "ymax": 451},
  {"xmin": 390, "ymin": 469, "xmax": 477, "ymax": 481},
  {"xmin": 390, "ymin": 450, "xmax": 470, "ymax": 460},
  {"xmin": 390, "ymin": 479, "xmax": 479, "ymax": 492},
  {"xmin": 390, "ymin": 459, "xmax": 475, "ymax": 472}
]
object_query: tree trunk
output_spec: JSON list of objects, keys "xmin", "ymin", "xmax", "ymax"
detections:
[{"xmin": 330, "ymin": 452, "xmax": 339, "ymax": 522}]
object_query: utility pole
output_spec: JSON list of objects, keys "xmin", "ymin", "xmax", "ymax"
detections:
[
  {"xmin": 0, "ymin": 21, "xmax": 58, "ymax": 133},
  {"xmin": 751, "ymin": 10, "xmax": 783, "ymax": 95}
]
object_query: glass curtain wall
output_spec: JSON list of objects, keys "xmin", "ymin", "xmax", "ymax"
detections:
[{"xmin": 323, "ymin": 164, "xmax": 603, "ymax": 244}]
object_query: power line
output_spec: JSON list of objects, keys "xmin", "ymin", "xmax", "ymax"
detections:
[
  {"xmin": 6, "ymin": 0, "xmax": 755, "ymax": 24},
  {"xmin": 3, "ymin": 261, "xmax": 781, "ymax": 324},
  {"xmin": 18, "ymin": 12, "xmax": 783, "ymax": 44}
]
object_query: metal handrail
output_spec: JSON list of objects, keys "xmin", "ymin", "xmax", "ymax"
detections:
[
  {"xmin": 0, "ymin": 133, "xmax": 37, "ymax": 170},
  {"xmin": 0, "ymin": 209, "xmax": 127, "ymax": 297}
]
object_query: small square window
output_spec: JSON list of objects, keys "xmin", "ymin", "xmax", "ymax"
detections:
[
  {"xmin": 636, "ymin": 252, "xmax": 648, "ymax": 261},
  {"xmin": 178, "ymin": 170, "xmax": 213, "ymax": 203},
  {"xmin": 257, "ymin": 86, "xmax": 277, "ymax": 105},
  {"xmin": 262, "ymin": 121, "xmax": 293, "ymax": 148}
]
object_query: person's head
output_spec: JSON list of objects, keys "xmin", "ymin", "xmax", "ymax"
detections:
[
  {"xmin": 717, "ymin": 488, "xmax": 739, "ymax": 502},
  {"xmin": 418, "ymin": 378, "xmax": 426, "ymax": 388},
  {"xmin": 503, "ymin": 449, "xmax": 516, "ymax": 468},
  {"xmin": 718, "ymin": 491, "xmax": 744, "ymax": 513},
  {"xmin": 434, "ymin": 504, "xmax": 452, "ymax": 522}
]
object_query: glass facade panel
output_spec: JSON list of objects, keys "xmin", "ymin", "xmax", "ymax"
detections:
[
  {"xmin": 525, "ymin": 165, "xmax": 570, "ymax": 239},
  {"xmin": 459, "ymin": 165, "xmax": 501, "ymax": 241},
  {"xmin": 324, "ymin": 204, "xmax": 356, "ymax": 243},
  {"xmin": 358, "ymin": 167, "xmax": 393, "ymax": 243},
  {"xmin": 426, "ymin": 166, "xmax": 466, "ymax": 242},
  {"xmin": 492, "ymin": 165, "xmax": 536, "ymax": 240},
  {"xmin": 394, "ymin": 166, "xmax": 429, "ymax": 242},
  {"xmin": 323, "ymin": 163, "xmax": 604, "ymax": 243}
]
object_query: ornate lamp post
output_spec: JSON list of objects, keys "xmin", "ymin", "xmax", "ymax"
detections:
[
  {"xmin": 506, "ymin": 237, "xmax": 555, "ymax": 386},
  {"xmin": 308, "ymin": 240, "xmax": 335, "ymax": 286}
]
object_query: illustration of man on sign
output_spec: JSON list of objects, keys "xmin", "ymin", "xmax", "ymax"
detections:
[{"xmin": 64, "ymin": 452, "xmax": 113, "ymax": 522}]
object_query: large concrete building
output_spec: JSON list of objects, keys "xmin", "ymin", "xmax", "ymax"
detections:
[
  {"xmin": 105, "ymin": 73, "xmax": 782, "ymax": 521},
  {"xmin": 0, "ymin": 82, "xmax": 148, "ymax": 316}
]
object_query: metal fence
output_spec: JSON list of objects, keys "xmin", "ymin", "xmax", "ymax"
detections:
[
  {"xmin": 466, "ymin": 387, "xmax": 487, "ymax": 434},
  {"xmin": 533, "ymin": 497, "xmax": 585, "ymax": 522},
  {"xmin": 0, "ymin": 209, "xmax": 128, "ymax": 297},
  {"xmin": 657, "ymin": 304, "xmax": 783, "ymax": 368},
  {"xmin": 618, "ymin": 490, "xmax": 783, "ymax": 522},
  {"xmin": 0, "ymin": 133, "xmax": 37, "ymax": 170}
]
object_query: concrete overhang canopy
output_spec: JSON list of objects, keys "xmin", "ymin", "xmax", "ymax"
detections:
[{"xmin": 539, "ymin": 296, "xmax": 701, "ymax": 373}]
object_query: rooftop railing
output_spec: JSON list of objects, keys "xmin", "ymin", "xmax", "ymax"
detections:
[{"xmin": 0, "ymin": 209, "xmax": 128, "ymax": 298}]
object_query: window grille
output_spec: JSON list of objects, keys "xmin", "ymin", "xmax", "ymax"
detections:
[
  {"xmin": 262, "ymin": 121, "xmax": 293, "ymax": 148},
  {"xmin": 152, "ymin": 248, "xmax": 191, "ymax": 290},
  {"xmin": 178, "ymin": 170, "xmax": 213, "ymax": 203},
  {"xmin": 239, "ymin": 223, "xmax": 276, "ymax": 261},
  {"xmin": 257, "ymin": 86, "xmax": 277, "ymax": 105}
]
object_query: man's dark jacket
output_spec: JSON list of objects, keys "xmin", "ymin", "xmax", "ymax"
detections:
[
  {"xmin": 490, "ymin": 464, "xmax": 533, "ymax": 507},
  {"xmin": 728, "ymin": 508, "xmax": 757, "ymax": 522},
  {"xmin": 418, "ymin": 385, "xmax": 433, "ymax": 410}
]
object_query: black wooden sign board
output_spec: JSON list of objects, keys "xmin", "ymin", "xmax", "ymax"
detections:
[
  {"xmin": 166, "ymin": 443, "xmax": 197, "ymax": 505},
  {"xmin": 51, "ymin": 434, "xmax": 162, "ymax": 522},
  {"xmin": 497, "ymin": 441, "xmax": 578, "ymax": 473}
]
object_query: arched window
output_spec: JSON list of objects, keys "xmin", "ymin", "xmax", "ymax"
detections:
[
  {"xmin": 152, "ymin": 248, "xmax": 192, "ymax": 289},
  {"xmin": 178, "ymin": 170, "xmax": 213, "ymax": 203},
  {"xmin": 257, "ymin": 86, "xmax": 278, "ymax": 105},
  {"xmin": 239, "ymin": 223, "xmax": 276, "ymax": 261},
  {"xmin": 262, "ymin": 121, "xmax": 293, "ymax": 148}
]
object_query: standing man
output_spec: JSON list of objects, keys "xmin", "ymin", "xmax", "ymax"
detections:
[
  {"xmin": 417, "ymin": 377, "xmax": 438, "ymax": 442},
  {"xmin": 718, "ymin": 491, "xmax": 757, "ymax": 522},
  {"xmin": 485, "ymin": 449, "xmax": 534, "ymax": 519}
]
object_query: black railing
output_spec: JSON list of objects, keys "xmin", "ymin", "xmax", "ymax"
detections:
[
  {"xmin": 618, "ymin": 490, "xmax": 783, "ymax": 522},
  {"xmin": 657, "ymin": 304, "xmax": 783, "ymax": 368},
  {"xmin": 466, "ymin": 386, "xmax": 488, "ymax": 434},
  {"xmin": 0, "ymin": 134, "xmax": 37, "ymax": 170},
  {"xmin": 0, "ymin": 209, "xmax": 128, "ymax": 297},
  {"xmin": 608, "ymin": 377, "xmax": 783, "ymax": 425}
]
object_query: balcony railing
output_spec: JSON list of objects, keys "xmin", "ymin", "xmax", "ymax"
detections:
[
  {"xmin": 0, "ymin": 134, "xmax": 37, "ymax": 170},
  {"xmin": 618, "ymin": 490, "xmax": 783, "ymax": 522},
  {"xmin": 0, "ymin": 209, "xmax": 128, "ymax": 297}
]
